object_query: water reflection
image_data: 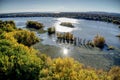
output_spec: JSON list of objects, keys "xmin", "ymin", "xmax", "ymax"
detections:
[
  {"xmin": 57, "ymin": 18, "xmax": 78, "ymax": 23},
  {"xmin": 63, "ymin": 48, "xmax": 68, "ymax": 55}
]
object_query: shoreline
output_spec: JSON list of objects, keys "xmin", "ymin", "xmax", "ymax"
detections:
[{"xmin": 33, "ymin": 41, "xmax": 120, "ymax": 71}]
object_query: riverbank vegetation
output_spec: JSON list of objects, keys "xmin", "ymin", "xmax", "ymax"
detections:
[
  {"xmin": 48, "ymin": 27, "xmax": 56, "ymax": 35},
  {"xmin": 0, "ymin": 20, "xmax": 120, "ymax": 80},
  {"xmin": 57, "ymin": 32, "xmax": 74, "ymax": 43},
  {"xmin": 26, "ymin": 21, "xmax": 47, "ymax": 34},
  {"xmin": 26, "ymin": 21, "xmax": 44, "ymax": 29},
  {"xmin": 56, "ymin": 33, "xmax": 106, "ymax": 49},
  {"xmin": 93, "ymin": 34, "xmax": 105, "ymax": 48},
  {"xmin": 0, "ymin": 20, "xmax": 39, "ymax": 47},
  {"xmin": 60, "ymin": 22, "xmax": 74, "ymax": 28},
  {"xmin": 0, "ymin": 20, "xmax": 16, "ymax": 32}
]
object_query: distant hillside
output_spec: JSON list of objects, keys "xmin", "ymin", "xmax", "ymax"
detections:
[
  {"xmin": 0, "ymin": 12, "xmax": 120, "ymax": 25},
  {"xmin": 0, "ymin": 11, "xmax": 120, "ymax": 17},
  {"xmin": 85, "ymin": 11, "xmax": 120, "ymax": 17}
]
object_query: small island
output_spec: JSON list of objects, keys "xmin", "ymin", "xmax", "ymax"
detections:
[
  {"xmin": 48, "ymin": 27, "xmax": 56, "ymax": 35},
  {"xmin": 26, "ymin": 21, "xmax": 47, "ymax": 34},
  {"xmin": 26, "ymin": 21, "xmax": 44, "ymax": 29},
  {"xmin": 60, "ymin": 22, "xmax": 74, "ymax": 28}
]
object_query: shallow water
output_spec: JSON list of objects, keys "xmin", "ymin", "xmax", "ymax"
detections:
[{"xmin": 33, "ymin": 42, "xmax": 120, "ymax": 70}]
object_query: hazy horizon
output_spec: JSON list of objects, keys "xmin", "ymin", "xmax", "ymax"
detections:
[{"xmin": 0, "ymin": 0, "xmax": 120, "ymax": 14}]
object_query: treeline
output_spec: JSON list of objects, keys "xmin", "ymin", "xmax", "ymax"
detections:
[
  {"xmin": 0, "ymin": 12, "xmax": 120, "ymax": 25},
  {"xmin": 0, "ymin": 20, "xmax": 120, "ymax": 80}
]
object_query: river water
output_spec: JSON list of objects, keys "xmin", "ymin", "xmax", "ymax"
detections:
[
  {"xmin": 1, "ymin": 17, "xmax": 119, "ymax": 47},
  {"xmin": 1, "ymin": 17, "xmax": 120, "ymax": 70}
]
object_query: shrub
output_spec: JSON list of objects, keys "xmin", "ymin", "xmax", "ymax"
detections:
[
  {"xmin": 4, "ymin": 20, "xmax": 16, "ymax": 29},
  {"xmin": 93, "ymin": 34, "xmax": 105, "ymax": 48},
  {"xmin": 60, "ymin": 22, "xmax": 74, "ymax": 28},
  {"xmin": 48, "ymin": 27, "xmax": 56, "ymax": 35},
  {"xmin": 56, "ymin": 32, "xmax": 74, "ymax": 41},
  {"xmin": 4, "ymin": 30, "xmax": 39, "ymax": 47},
  {"xmin": 0, "ymin": 39, "xmax": 42, "ymax": 80},
  {"xmin": 65, "ymin": 32, "xmax": 74, "ymax": 40},
  {"xmin": 0, "ymin": 20, "xmax": 16, "ymax": 32},
  {"xmin": 14, "ymin": 30, "xmax": 40, "ymax": 47},
  {"xmin": 26, "ymin": 21, "xmax": 44, "ymax": 29},
  {"xmin": 108, "ymin": 66, "xmax": 120, "ymax": 80},
  {"xmin": 39, "ymin": 57, "xmax": 111, "ymax": 80}
]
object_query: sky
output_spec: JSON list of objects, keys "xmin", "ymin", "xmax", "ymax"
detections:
[{"xmin": 0, "ymin": 0, "xmax": 120, "ymax": 13}]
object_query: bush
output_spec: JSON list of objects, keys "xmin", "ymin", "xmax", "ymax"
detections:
[
  {"xmin": 60, "ymin": 22, "xmax": 74, "ymax": 28},
  {"xmin": 14, "ymin": 30, "xmax": 39, "ymax": 46},
  {"xmin": 93, "ymin": 34, "xmax": 105, "ymax": 48},
  {"xmin": 39, "ymin": 57, "xmax": 111, "ymax": 80},
  {"xmin": 3, "ymin": 30, "xmax": 39, "ymax": 47},
  {"xmin": 4, "ymin": 20, "xmax": 16, "ymax": 29},
  {"xmin": 0, "ymin": 20, "xmax": 16, "ymax": 32},
  {"xmin": 65, "ymin": 32, "xmax": 74, "ymax": 40},
  {"xmin": 0, "ymin": 39, "xmax": 42, "ymax": 80},
  {"xmin": 48, "ymin": 27, "xmax": 56, "ymax": 35},
  {"xmin": 26, "ymin": 21, "xmax": 44, "ymax": 29},
  {"xmin": 108, "ymin": 66, "xmax": 120, "ymax": 80},
  {"xmin": 57, "ymin": 32, "xmax": 74, "ymax": 41}
]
